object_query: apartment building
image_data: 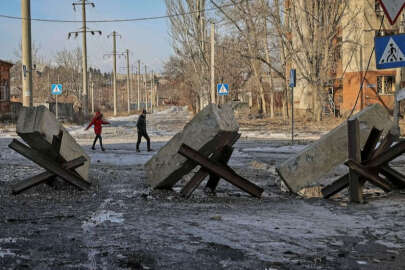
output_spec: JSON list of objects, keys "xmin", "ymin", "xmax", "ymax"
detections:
[{"xmin": 288, "ymin": 0, "xmax": 402, "ymax": 116}]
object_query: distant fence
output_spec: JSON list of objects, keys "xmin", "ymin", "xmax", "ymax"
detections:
[
  {"xmin": 130, "ymin": 102, "xmax": 147, "ymax": 111},
  {"xmin": 49, "ymin": 102, "xmax": 74, "ymax": 121}
]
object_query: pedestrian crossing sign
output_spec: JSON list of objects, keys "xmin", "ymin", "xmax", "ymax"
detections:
[
  {"xmin": 51, "ymin": 84, "xmax": 63, "ymax": 95},
  {"xmin": 217, "ymin": 83, "xmax": 229, "ymax": 96},
  {"xmin": 375, "ymin": 34, "xmax": 405, "ymax": 69}
]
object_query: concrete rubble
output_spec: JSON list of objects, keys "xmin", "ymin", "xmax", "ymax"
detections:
[
  {"xmin": 16, "ymin": 106, "xmax": 90, "ymax": 181},
  {"xmin": 276, "ymin": 104, "xmax": 394, "ymax": 194},
  {"xmin": 145, "ymin": 104, "xmax": 239, "ymax": 189}
]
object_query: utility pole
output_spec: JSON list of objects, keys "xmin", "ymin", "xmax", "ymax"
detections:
[
  {"xmin": 144, "ymin": 64, "xmax": 148, "ymax": 111},
  {"xmin": 151, "ymin": 70, "xmax": 154, "ymax": 111},
  {"xmin": 106, "ymin": 31, "xmax": 123, "ymax": 116},
  {"xmin": 137, "ymin": 60, "xmax": 141, "ymax": 110},
  {"xmin": 68, "ymin": 0, "xmax": 101, "ymax": 115},
  {"xmin": 112, "ymin": 31, "xmax": 118, "ymax": 116},
  {"xmin": 21, "ymin": 0, "xmax": 33, "ymax": 107},
  {"xmin": 156, "ymin": 76, "xmax": 159, "ymax": 107},
  {"xmin": 210, "ymin": 22, "xmax": 215, "ymax": 104},
  {"xmin": 90, "ymin": 72, "xmax": 94, "ymax": 113},
  {"xmin": 91, "ymin": 81, "xmax": 94, "ymax": 113},
  {"xmin": 126, "ymin": 49, "xmax": 131, "ymax": 114},
  {"xmin": 155, "ymin": 85, "xmax": 159, "ymax": 107}
]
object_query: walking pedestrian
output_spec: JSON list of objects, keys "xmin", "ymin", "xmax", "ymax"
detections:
[
  {"xmin": 85, "ymin": 111, "xmax": 110, "ymax": 151},
  {"xmin": 136, "ymin": 109, "xmax": 152, "ymax": 152}
]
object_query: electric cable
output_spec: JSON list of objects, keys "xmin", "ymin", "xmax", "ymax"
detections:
[
  {"xmin": 0, "ymin": 1, "xmax": 249, "ymax": 24},
  {"xmin": 347, "ymin": 15, "xmax": 385, "ymax": 119}
]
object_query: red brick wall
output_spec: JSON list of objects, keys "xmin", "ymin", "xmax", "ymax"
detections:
[
  {"xmin": 342, "ymin": 71, "xmax": 395, "ymax": 114},
  {"xmin": 0, "ymin": 62, "xmax": 12, "ymax": 103},
  {"xmin": 0, "ymin": 62, "xmax": 11, "ymax": 81}
]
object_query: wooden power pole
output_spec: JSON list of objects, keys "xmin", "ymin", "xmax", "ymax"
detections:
[
  {"xmin": 144, "ymin": 64, "xmax": 148, "ymax": 111},
  {"xmin": 137, "ymin": 60, "xmax": 141, "ymax": 111},
  {"xmin": 68, "ymin": 0, "xmax": 101, "ymax": 115},
  {"xmin": 106, "ymin": 31, "xmax": 123, "ymax": 116},
  {"xmin": 151, "ymin": 70, "xmax": 154, "ymax": 111},
  {"xmin": 21, "ymin": 0, "xmax": 33, "ymax": 107},
  {"xmin": 126, "ymin": 49, "xmax": 131, "ymax": 114},
  {"xmin": 210, "ymin": 22, "xmax": 215, "ymax": 104}
]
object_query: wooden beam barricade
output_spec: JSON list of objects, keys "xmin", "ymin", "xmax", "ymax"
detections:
[
  {"xmin": 322, "ymin": 122, "xmax": 405, "ymax": 202},
  {"xmin": 178, "ymin": 144, "xmax": 263, "ymax": 198},
  {"xmin": 180, "ymin": 145, "xmax": 234, "ymax": 198},
  {"xmin": 9, "ymin": 137, "xmax": 91, "ymax": 195}
]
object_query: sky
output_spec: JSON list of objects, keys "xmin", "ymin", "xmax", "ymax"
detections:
[{"xmin": 0, "ymin": 0, "xmax": 172, "ymax": 73}]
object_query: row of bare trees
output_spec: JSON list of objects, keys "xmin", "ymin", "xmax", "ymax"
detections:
[{"xmin": 164, "ymin": 0, "xmax": 359, "ymax": 120}]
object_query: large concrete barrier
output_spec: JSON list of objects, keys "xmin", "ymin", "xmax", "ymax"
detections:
[
  {"xmin": 145, "ymin": 104, "xmax": 239, "ymax": 189},
  {"xmin": 276, "ymin": 104, "xmax": 394, "ymax": 193},
  {"xmin": 16, "ymin": 106, "xmax": 90, "ymax": 181}
]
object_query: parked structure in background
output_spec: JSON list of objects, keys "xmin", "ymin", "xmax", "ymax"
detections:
[{"xmin": 286, "ymin": 0, "xmax": 403, "ymax": 117}]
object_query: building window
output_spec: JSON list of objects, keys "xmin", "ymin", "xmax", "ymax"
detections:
[
  {"xmin": 0, "ymin": 80, "xmax": 9, "ymax": 101},
  {"xmin": 0, "ymin": 86, "xmax": 5, "ymax": 101},
  {"xmin": 377, "ymin": 76, "xmax": 395, "ymax": 94}
]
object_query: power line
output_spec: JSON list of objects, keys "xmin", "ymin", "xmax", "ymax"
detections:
[{"xmin": 0, "ymin": 2, "xmax": 243, "ymax": 24}]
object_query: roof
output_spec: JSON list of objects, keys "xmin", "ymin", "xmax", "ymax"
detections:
[{"xmin": 0, "ymin": 60, "xmax": 14, "ymax": 66}]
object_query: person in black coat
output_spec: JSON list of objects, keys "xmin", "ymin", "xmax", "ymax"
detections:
[{"xmin": 136, "ymin": 109, "xmax": 152, "ymax": 152}]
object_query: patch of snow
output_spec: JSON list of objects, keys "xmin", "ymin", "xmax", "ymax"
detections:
[
  {"xmin": 0, "ymin": 248, "xmax": 15, "ymax": 258},
  {"xmin": 88, "ymin": 151, "xmax": 152, "ymax": 166},
  {"xmin": 241, "ymin": 130, "xmax": 325, "ymax": 141},
  {"xmin": 375, "ymin": 240, "xmax": 403, "ymax": 249},
  {"xmin": 0, "ymin": 238, "xmax": 25, "ymax": 243},
  {"xmin": 155, "ymin": 106, "xmax": 188, "ymax": 115},
  {"xmin": 243, "ymin": 145, "xmax": 307, "ymax": 153},
  {"xmin": 82, "ymin": 210, "xmax": 124, "ymax": 232}
]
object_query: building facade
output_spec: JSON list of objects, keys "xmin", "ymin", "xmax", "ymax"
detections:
[
  {"xmin": 288, "ymin": 0, "xmax": 402, "ymax": 116},
  {"xmin": 341, "ymin": 0, "xmax": 399, "ymax": 114},
  {"xmin": 0, "ymin": 60, "xmax": 14, "ymax": 115}
]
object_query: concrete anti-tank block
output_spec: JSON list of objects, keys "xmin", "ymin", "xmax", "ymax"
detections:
[
  {"xmin": 16, "ymin": 106, "xmax": 90, "ymax": 181},
  {"xmin": 276, "ymin": 104, "xmax": 394, "ymax": 194},
  {"xmin": 145, "ymin": 104, "xmax": 239, "ymax": 189}
]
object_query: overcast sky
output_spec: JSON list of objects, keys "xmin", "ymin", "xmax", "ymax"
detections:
[{"xmin": 0, "ymin": 0, "xmax": 172, "ymax": 73}]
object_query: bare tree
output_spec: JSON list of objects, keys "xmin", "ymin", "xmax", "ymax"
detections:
[
  {"xmin": 281, "ymin": 0, "xmax": 358, "ymax": 120},
  {"xmin": 165, "ymin": 0, "xmax": 210, "ymax": 112},
  {"xmin": 55, "ymin": 47, "xmax": 83, "ymax": 103}
]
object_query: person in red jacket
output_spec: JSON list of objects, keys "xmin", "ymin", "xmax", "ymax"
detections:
[{"xmin": 85, "ymin": 111, "xmax": 110, "ymax": 151}]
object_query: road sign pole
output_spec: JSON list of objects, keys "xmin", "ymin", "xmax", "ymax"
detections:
[
  {"xmin": 291, "ymin": 86, "xmax": 294, "ymax": 144},
  {"xmin": 289, "ymin": 69, "xmax": 296, "ymax": 144},
  {"xmin": 56, "ymin": 94, "xmax": 58, "ymax": 119}
]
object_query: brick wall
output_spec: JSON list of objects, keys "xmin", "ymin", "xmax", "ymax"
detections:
[
  {"xmin": 342, "ymin": 71, "xmax": 395, "ymax": 114},
  {"xmin": 0, "ymin": 61, "xmax": 12, "ymax": 102}
]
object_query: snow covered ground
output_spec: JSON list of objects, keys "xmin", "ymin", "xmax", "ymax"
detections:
[{"xmin": 1, "ymin": 106, "xmax": 405, "ymax": 270}]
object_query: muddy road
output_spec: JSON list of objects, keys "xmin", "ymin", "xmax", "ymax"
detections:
[{"xmin": 1, "ymin": 107, "xmax": 405, "ymax": 269}]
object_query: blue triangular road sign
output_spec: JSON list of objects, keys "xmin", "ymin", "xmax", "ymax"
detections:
[
  {"xmin": 51, "ymin": 84, "xmax": 62, "ymax": 95},
  {"xmin": 217, "ymin": 83, "xmax": 229, "ymax": 96}
]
